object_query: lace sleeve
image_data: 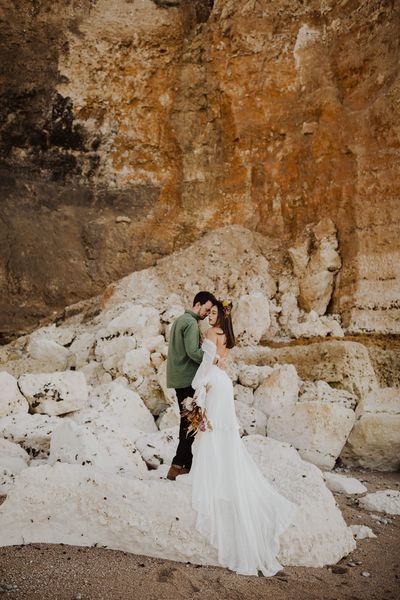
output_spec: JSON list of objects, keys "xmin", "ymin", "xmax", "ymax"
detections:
[{"xmin": 192, "ymin": 339, "xmax": 217, "ymax": 409}]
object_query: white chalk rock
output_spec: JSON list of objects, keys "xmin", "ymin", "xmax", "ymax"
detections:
[
  {"xmin": 18, "ymin": 371, "xmax": 88, "ymax": 416},
  {"xmin": 106, "ymin": 305, "xmax": 161, "ymax": 339},
  {"xmin": 69, "ymin": 332, "xmax": 96, "ymax": 369},
  {"xmin": 161, "ymin": 305, "xmax": 184, "ymax": 324},
  {"xmin": 0, "ymin": 436, "xmax": 355, "ymax": 568},
  {"xmin": 350, "ymin": 525, "xmax": 377, "ymax": 540},
  {"xmin": 94, "ymin": 333, "xmax": 137, "ymax": 375},
  {"xmin": 150, "ymin": 352, "xmax": 164, "ymax": 369},
  {"xmin": 133, "ymin": 373, "xmax": 168, "ymax": 416},
  {"xmin": 80, "ymin": 361, "xmax": 108, "ymax": 386},
  {"xmin": 27, "ymin": 337, "xmax": 74, "ymax": 371},
  {"xmin": 323, "ymin": 472, "xmax": 367, "ymax": 494},
  {"xmin": 134, "ymin": 427, "xmax": 179, "ymax": 469},
  {"xmin": 156, "ymin": 404, "xmax": 180, "ymax": 430},
  {"xmin": 254, "ymin": 364, "xmax": 300, "ymax": 418},
  {"xmin": 49, "ymin": 420, "xmax": 147, "ymax": 479},
  {"xmin": 141, "ymin": 335, "xmax": 166, "ymax": 354},
  {"xmin": 340, "ymin": 388, "xmax": 400, "ymax": 471},
  {"xmin": 0, "ymin": 412, "xmax": 60, "ymax": 459},
  {"xmin": 356, "ymin": 387, "xmax": 400, "ymax": 416},
  {"xmin": 235, "ymin": 401, "xmax": 267, "ymax": 436},
  {"xmin": 359, "ymin": 490, "xmax": 400, "ymax": 515},
  {"xmin": 233, "ymin": 293, "xmax": 271, "ymax": 345},
  {"xmin": 299, "ymin": 380, "xmax": 357, "ymax": 410},
  {"xmin": 233, "ymin": 384, "xmax": 254, "ymax": 406},
  {"xmin": 237, "ymin": 363, "xmax": 273, "ymax": 389},
  {"xmin": 77, "ymin": 382, "xmax": 157, "ymax": 435},
  {"xmin": 156, "ymin": 361, "xmax": 177, "ymax": 407},
  {"xmin": 122, "ymin": 348, "xmax": 152, "ymax": 380},
  {"xmin": 0, "ymin": 438, "xmax": 30, "ymax": 494},
  {"xmin": 267, "ymin": 401, "xmax": 355, "ymax": 470},
  {"xmin": 28, "ymin": 324, "xmax": 76, "ymax": 347},
  {"xmin": 0, "ymin": 372, "xmax": 29, "ymax": 417}
]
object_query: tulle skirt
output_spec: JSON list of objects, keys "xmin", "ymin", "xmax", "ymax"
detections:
[{"xmin": 182, "ymin": 365, "xmax": 298, "ymax": 576}]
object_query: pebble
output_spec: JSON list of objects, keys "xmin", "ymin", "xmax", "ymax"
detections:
[
  {"xmin": 74, "ymin": 594, "xmax": 82, "ymax": 600},
  {"xmin": 361, "ymin": 571, "xmax": 371, "ymax": 577},
  {"xmin": 347, "ymin": 561, "xmax": 357, "ymax": 567}
]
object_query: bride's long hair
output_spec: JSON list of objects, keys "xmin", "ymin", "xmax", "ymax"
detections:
[{"xmin": 214, "ymin": 300, "xmax": 235, "ymax": 349}]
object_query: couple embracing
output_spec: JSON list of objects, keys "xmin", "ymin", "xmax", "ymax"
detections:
[{"xmin": 165, "ymin": 292, "xmax": 298, "ymax": 577}]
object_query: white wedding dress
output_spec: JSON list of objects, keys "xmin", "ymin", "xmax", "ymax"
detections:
[{"xmin": 179, "ymin": 339, "xmax": 298, "ymax": 576}]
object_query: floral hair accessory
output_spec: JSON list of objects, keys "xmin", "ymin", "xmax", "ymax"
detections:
[{"xmin": 222, "ymin": 299, "xmax": 232, "ymax": 317}]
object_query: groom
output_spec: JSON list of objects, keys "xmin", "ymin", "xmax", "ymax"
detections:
[{"xmin": 166, "ymin": 291, "xmax": 217, "ymax": 481}]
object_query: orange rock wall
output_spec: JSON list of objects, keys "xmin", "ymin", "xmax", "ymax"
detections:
[{"xmin": 0, "ymin": 0, "xmax": 399, "ymax": 339}]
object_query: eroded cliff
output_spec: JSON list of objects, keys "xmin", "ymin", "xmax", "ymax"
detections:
[{"xmin": 1, "ymin": 0, "xmax": 399, "ymax": 340}]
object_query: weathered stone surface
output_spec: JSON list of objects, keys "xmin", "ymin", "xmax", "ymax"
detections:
[
  {"xmin": 0, "ymin": 438, "xmax": 30, "ymax": 495},
  {"xmin": 289, "ymin": 218, "xmax": 341, "ymax": 315},
  {"xmin": 27, "ymin": 337, "xmax": 73, "ymax": 371},
  {"xmin": 267, "ymin": 401, "xmax": 355, "ymax": 470},
  {"xmin": 340, "ymin": 387, "xmax": 400, "ymax": 472},
  {"xmin": 18, "ymin": 371, "xmax": 88, "ymax": 416},
  {"xmin": 234, "ymin": 341, "xmax": 379, "ymax": 399},
  {"xmin": 233, "ymin": 383, "xmax": 254, "ymax": 406},
  {"xmin": 134, "ymin": 427, "xmax": 179, "ymax": 469},
  {"xmin": 0, "ymin": 0, "xmax": 399, "ymax": 341},
  {"xmin": 254, "ymin": 364, "xmax": 300, "ymax": 418},
  {"xmin": 74, "ymin": 382, "xmax": 158, "ymax": 435},
  {"xmin": 341, "ymin": 413, "xmax": 400, "ymax": 472},
  {"xmin": 232, "ymin": 293, "xmax": 271, "ymax": 345},
  {"xmin": 49, "ymin": 419, "xmax": 148, "ymax": 479},
  {"xmin": 0, "ymin": 372, "xmax": 29, "ymax": 417},
  {"xmin": 235, "ymin": 401, "xmax": 267, "ymax": 436},
  {"xmin": 299, "ymin": 380, "xmax": 357, "ymax": 410},
  {"xmin": 0, "ymin": 436, "xmax": 356, "ymax": 567},
  {"xmin": 0, "ymin": 412, "xmax": 61, "ymax": 459},
  {"xmin": 359, "ymin": 490, "xmax": 400, "ymax": 515}
]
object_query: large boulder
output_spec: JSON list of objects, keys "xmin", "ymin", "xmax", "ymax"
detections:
[
  {"xmin": 49, "ymin": 420, "xmax": 148, "ymax": 479},
  {"xmin": 267, "ymin": 401, "xmax": 355, "ymax": 470},
  {"xmin": 0, "ymin": 437, "xmax": 355, "ymax": 568},
  {"xmin": 27, "ymin": 337, "xmax": 73, "ymax": 371},
  {"xmin": 340, "ymin": 387, "xmax": 400, "ymax": 471},
  {"xmin": 18, "ymin": 371, "xmax": 88, "ymax": 416},
  {"xmin": 254, "ymin": 364, "xmax": 300, "ymax": 418},
  {"xmin": 73, "ymin": 382, "xmax": 157, "ymax": 435},
  {"xmin": 0, "ymin": 372, "xmax": 29, "ymax": 417},
  {"xmin": 233, "ymin": 340, "xmax": 379, "ymax": 399},
  {"xmin": 299, "ymin": 380, "xmax": 357, "ymax": 410},
  {"xmin": 232, "ymin": 293, "xmax": 271, "ymax": 345},
  {"xmin": 105, "ymin": 305, "xmax": 161, "ymax": 339},
  {"xmin": 94, "ymin": 333, "xmax": 137, "ymax": 375}
]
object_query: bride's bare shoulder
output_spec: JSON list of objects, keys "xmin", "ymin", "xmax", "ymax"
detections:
[{"xmin": 205, "ymin": 327, "xmax": 218, "ymax": 342}]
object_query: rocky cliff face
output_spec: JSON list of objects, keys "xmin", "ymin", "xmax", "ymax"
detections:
[{"xmin": 1, "ymin": 0, "xmax": 399, "ymax": 340}]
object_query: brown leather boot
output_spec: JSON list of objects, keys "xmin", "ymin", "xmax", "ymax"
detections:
[{"xmin": 167, "ymin": 464, "xmax": 190, "ymax": 481}]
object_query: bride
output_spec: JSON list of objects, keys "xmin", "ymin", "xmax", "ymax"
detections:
[{"xmin": 178, "ymin": 299, "xmax": 298, "ymax": 577}]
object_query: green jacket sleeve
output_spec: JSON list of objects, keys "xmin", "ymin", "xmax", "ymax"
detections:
[{"xmin": 183, "ymin": 320, "xmax": 204, "ymax": 364}]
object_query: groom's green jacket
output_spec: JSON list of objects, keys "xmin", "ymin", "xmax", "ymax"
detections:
[{"xmin": 166, "ymin": 309, "xmax": 204, "ymax": 389}]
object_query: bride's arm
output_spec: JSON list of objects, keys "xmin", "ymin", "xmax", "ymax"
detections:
[{"xmin": 191, "ymin": 338, "xmax": 217, "ymax": 409}]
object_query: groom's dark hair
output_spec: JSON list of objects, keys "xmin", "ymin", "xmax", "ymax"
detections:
[{"xmin": 193, "ymin": 291, "xmax": 217, "ymax": 306}]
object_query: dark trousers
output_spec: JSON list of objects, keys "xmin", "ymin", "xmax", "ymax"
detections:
[{"xmin": 172, "ymin": 385, "xmax": 196, "ymax": 470}]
